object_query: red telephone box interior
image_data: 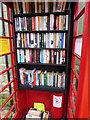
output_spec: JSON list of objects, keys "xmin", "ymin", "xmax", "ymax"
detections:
[{"xmin": 0, "ymin": 1, "xmax": 89, "ymax": 119}]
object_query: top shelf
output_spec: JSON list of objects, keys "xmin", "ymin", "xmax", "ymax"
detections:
[{"xmin": 13, "ymin": 11, "xmax": 69, "ymax": 18}]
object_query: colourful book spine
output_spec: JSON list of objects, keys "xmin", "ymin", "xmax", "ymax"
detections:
[
  {"xmin": 35, "ymin": 33, "xmax": 37, "ymax": 48},
  {"xmin": 24, "ymin": 33, "xmax": 26, "ymax": 48},
  {"xmin": 44, "ymin": 71, "xmax": 47, "ymax": 86},
  {"xmin": 30, "ymin": 50, "xmax": 32, "ymax": 63},
  {"xmin": 34, "ymin": 50, "xmax": 37, "ymax": 63},
  {"xmin": 53, "ymin": 33, "xmax": 55, "ymax": 48},
  {"xmin": 32, "ymin": 17, "xmax": 35, "ymax": 31}
]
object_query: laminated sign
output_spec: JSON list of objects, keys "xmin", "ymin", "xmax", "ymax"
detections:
[
  {"xmin": 0, "ymin": 38, "xmax": 9, "ymax": 55},
  {"xmin": 53, "ymin": 95, "xmax": 62, "ymax": 108}
]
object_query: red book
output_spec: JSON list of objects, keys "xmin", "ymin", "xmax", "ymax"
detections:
[
  {"xmin": 34, "ymin": 50, "xmax": 36, "ymax": 63},
  {"xmin": 33, "ymin": 71, "xmax": 36, "ymax": 86},
  {"xmin": 56, "ymin": 16, "xmax": 59, "ymax": 30},
  {"xmin": 32, "ymin": 17, "xmax": 35, "ymax": 31}
]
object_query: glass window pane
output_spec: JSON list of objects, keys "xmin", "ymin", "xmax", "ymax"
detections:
[
  {"xmin": 75, "ymin": 37, "xmax": 82, "ymax": 56},
  {"xmin": 71, "ymin": 92, "xmax": 76, "ymax": 111},
  {"xmin": 0, "ymin": 20, "xmax": 3, "ymax": 36},
  {"xmin": 0, "ymin": 2, "xmax": 2, "ymax": 17},
  {"xmin": 79, "ymin": 2, "xmax": 85, "ymax": 13},
  {"xmin": 4, "ymin": 22, "xmax": 9, "ymax": 37},
  {"xmin": 0, "ymin": 56, "xmax": 6, "ymax": 72},
  {"xmin": 7, "ymin": 54, "xmax": 11, "ymax": 68},
  {"xmin": 2, "ymin": 3, "xmax": 7, "ymax": 20},
  {"xmin": 73, "ymin": 56, "xmax": 80, "ymax": 74},
  {"xmin": 77, "ymin": 14, "xmax": 84, "ymax": 35}
]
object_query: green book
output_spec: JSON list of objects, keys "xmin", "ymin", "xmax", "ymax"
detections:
[{"xmin": 44, "ymin": 71, "xmax": 47, "ymax": 86}]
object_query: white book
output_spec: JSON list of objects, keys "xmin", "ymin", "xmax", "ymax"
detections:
[
  {"xmin": 46, "ymin": 33, "xmax": 48, "ymax": 48},
  {"xmin": 48, "ymin": 33, "xmax": 50, "ymax": 48},
  {"xmin": 44, "ymin": 16, "xmax": 46, "ymax": 31},
  {"xmin": 40, "ymin": 17, "xmax": 42, "ymax": 30},
  {"xmin": 63, "ymin": 33, "xmax": 66, "ymax": 48},
  {"xmin": 36, "ymin": 16, "xmax": 38, "ymax": 31},
  {"xmin": 45, "ymin": 16, "xmax": 47, "ymax": 30},
  {"xmin": 46, "ymin": 50, "xmax": 50, "ymax": 64},
  {"xmin": 58, "ymin": 73, "xmax": 61, "ymax": 88},
  {"xmin": 59, "ymin": 15, "xmax": 61, "ymax": 30},
  {"xmin": 56, "ymin": 33, "xmax": 59, "ymax": 48},
  {"xmin": 42, "ymin": 73, "xmax": 44, "ymax": 86},
  {"xmin": 21, "ymin": 50, "xmax": 24, "ymax": 62},
  {"xmin": 66, "ymin": 15, "xmax": 68, "ymax": 30},
  {"xmin": 17, "ymin": 33, "xmax": 20, "ymax": 47},
  {"xmin": 56, "ymin": 50, "xmax": 59, "ymax": 64},
  {"xmin": 19, "ymin": 17, "xmax": 21, "ymax": 31},
  {"xmin": 52, "ymin": 14, "xmax": 54, "ymax": 30},
  {"xmin": 33, "ymin": 33, "xmax": 35, "ymax": 48},
  {"xmin": 50, "ymin": 14, "xmax": 52, "ymax": 30},
  {"xmin": 37, "ymin": 33, "xmax": 39, "ymax": 48},
  {"xmin": 60, "ymin": 50, "xmax": 62, "ymax": 64},
  {"xmin": 26, "ymin": 50, "xmax": 30, "ymax": 62}
]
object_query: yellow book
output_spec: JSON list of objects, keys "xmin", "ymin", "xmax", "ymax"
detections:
[
  {"xmin": 39, "ymin": 0, "xmax": 41, "ymax": 13},
  {"xmin": 35, "ymin": 0, "xmax": 37, "ymax": 13},
  {"xmin": 53, "ymin": 33, "xmax": 55, "ymax": 48},
  {"xmin": 13, "ymin": 2, "xmax": 17, "ymax": 14},
  {"xmin": 24, "ymin": 33, "xmax": 26, "ymax": 48}
]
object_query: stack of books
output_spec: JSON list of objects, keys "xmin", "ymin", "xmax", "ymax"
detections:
[
  {"xmin": 16, "ymin": 33, "xmax": 66, "ymax": 48},
  {"xmin": 15, "ymin": 15, "xmax": 68, "ymax": 31},
  {"xmin": 17, "ymin": 49, "xmax": 65, "ymax": 64},
  {"xmin": 13, "ymin": 2, "xmax": 67, "ymax": 14},
  {"xmin": 19, "ymin": 68, "xmax": 66, "ymax": 88}
]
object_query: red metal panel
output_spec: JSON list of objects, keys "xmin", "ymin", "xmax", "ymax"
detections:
[{"xmin": 75, "ymin": 2, "xmax": 88, "ymax": 118}]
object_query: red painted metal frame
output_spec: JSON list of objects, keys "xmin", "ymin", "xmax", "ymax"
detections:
[
  {"xmin": 67, "ymin": 2, "xmax": 89, "ymax": 118},
  {"xmin": 0, "ymin": 2, "xmax": 18, "ymax": 119}
]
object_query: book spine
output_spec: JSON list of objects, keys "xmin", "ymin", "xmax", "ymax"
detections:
[
  {"xmin": 42, "ymin": 33, "xmax": 44, "ymax": 48},
  {"xmin": 35, "ymin": 33, "xmax": 37, "ymax": 48},
  {"xmin": 66, "ymin": 15, "xmax": 68, "ymax": 30},
  {"xmin": 34, "ymin": 50, "xmax": 37, "ymax": 63},
  {"xmin": 44, "ymin": 34, "xmax": 46, "ymax": 48},
  {"xmin": 32, "ymin": 17, "xmax": 35, "ymax": 31},
  {"xmin": 30, "ymin": 50, "xmax": 32, "ymax": 63}
]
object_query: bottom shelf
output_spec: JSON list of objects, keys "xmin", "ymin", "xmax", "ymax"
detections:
[{"xmin": 19, "ymin": 84, "xmax": 66, "ymax": 93}]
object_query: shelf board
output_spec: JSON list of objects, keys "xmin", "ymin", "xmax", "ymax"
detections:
[
  {"xmin": 17, "ymin": 48, "xmax": 67, "ymax": 50},
  {"xmin": 19, "ymin": 84, "xmax": 66, "ymax": 93},
  {"xmin": 17, "ymin": 62, "xmax": 66, "ymax": 67},
  {"xmin": 14, "ymin": 11, "xmax": 69, "ymax": 18},
  {"xmin": 15, "ymin": 30, "xmax": 68, "ymax": 33}
]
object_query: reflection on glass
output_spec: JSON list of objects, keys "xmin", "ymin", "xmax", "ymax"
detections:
[
  {"xmin": 2, "ymin": 3, "xmax": 7, "ymax": 20},
  {"xmin": 77, "ymin": 14, "xmax": 84, "ymax": 35},
  {"xmin": 0, "ymin": 20, "xmax": 3, "ymax": 36},
  {"xmin": 0, "ymin": 56, "xmax": 6, "ymax": 72},
  {"xmin": 7, "ymin": 54, "xmax": 11, "ymax": 68},
  {"xmin": 75, "ymin": 37, "xmax": 82, "ymax": 56},
  {"xmin": 79, "ymin": 2, "xmax": 85, "ymax": 13},
  {"xmin": 73, "ymin": 57, "xmax": 80, "ymax": 74},
  {"xmin": 73, "ymin": 75, "xmax": 78, "ymax": 91},
  {"xmin": 4, "ymin": 22, "xmax": 9, "ymax": 36},
  {"xmin": 72, "ymin": 91, "xmax": 76, "ymax": 112},
  {"xmin": 0, "ymin": 2, "xmax": 2, "ymax": 17}
]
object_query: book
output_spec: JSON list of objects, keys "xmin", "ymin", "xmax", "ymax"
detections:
[{"xmin": 32, "ymin": 17, "xmax": 35, "ymax": 31}]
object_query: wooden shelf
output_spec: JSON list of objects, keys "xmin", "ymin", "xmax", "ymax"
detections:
[
  {"xmin": 17, "ymin": 48, "xmax": 67, "ymax": 50},
  {"xmin": 17, "ymin": 62, "xmax": 66, "ymax": 67},
  {"xmin": 14, "ymin": 11, "xmax": 69, "ymax": 18},
  {"xmin": 19, "ymin": 84, "xmax": 66, "ymax": 93},
  {"xmin": 15, "ymin": 30, "xmax": 68, "ymax": 33}
]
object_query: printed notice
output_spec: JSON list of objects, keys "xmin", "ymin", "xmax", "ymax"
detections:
[
  {"xmin": 53, "ymin": 95, "xmax": 62, "ymax": 108},
  {"xmin": 0, "ymin": 38, "xmax": 9, "ymax": 55}
]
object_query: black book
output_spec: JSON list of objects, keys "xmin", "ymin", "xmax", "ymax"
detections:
[
  {"xmin": 29, "ymin": 17, "xmax": 32, "ymax": 31},
  {"xmin": 29, "ymin": 2, "xmax": 32, "ymax": 13},
  {"xmin": 54, "ymin": 50, "xmax": 57, "ymax": 64},
  {"xmin": 32, "ymin": 50, "xmax": 35, "ymax": 63},
  {"xmin": 41, "ymin": 1, "xmax": 45, "ymax": 13},
  {"xmin": 36, "ymin": 50, "xmax": 40, "ymax": 63},
  {"xmin": 50, "ymin": 50, "xmax": 52, "ymax": 64},
  {"xmin": 21, "ymin": 18, "xmax": 24, "ymax": 31},
  {"xmin": 37, "ymin": 2, "xmax": 39, "ymax": 13},
  {"xmin": 49, "ymin": 2, "xmax": 53, "ymax": 12},
  {"xmin": 47, "ymin": 16, "xmax": 50, "ymax": 30},
  {"xmin": 42, "ymin": 33, "xmax": 44, "ymax": 48},
  {"xmin": 32, "ymin": 2, "xmax": 35, "ymax": 13},
  {"xmin": 27, "ymin": 17, "xmax": 30, "ymax": 31},
  {"xmin": 53, "ymin": 74, "xmax": 55, "ymax": 87},
  {"xmin": 24, "ymin": 50, "xmax": 26, "ymax": 63},
  {"xmin": 18, "ymin": 2, "xmax": 23, "ymax": 14}
]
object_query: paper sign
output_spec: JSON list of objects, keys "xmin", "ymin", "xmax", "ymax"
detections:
[
  {"xmin": 53, "ymin": 95, "xmax": 62, "ymax": 108},
  {"xmin": 34, "ymin": 102, "xmax": 45, "ymax": 112},
  {"xmin": 0, "ymin": 38, "xmax": 9, "ymax": 55}
]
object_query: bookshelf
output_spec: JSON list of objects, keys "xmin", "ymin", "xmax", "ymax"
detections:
[{"xmin": 13, "ymin": 2, "xmax": 70, "ymax": 93}]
